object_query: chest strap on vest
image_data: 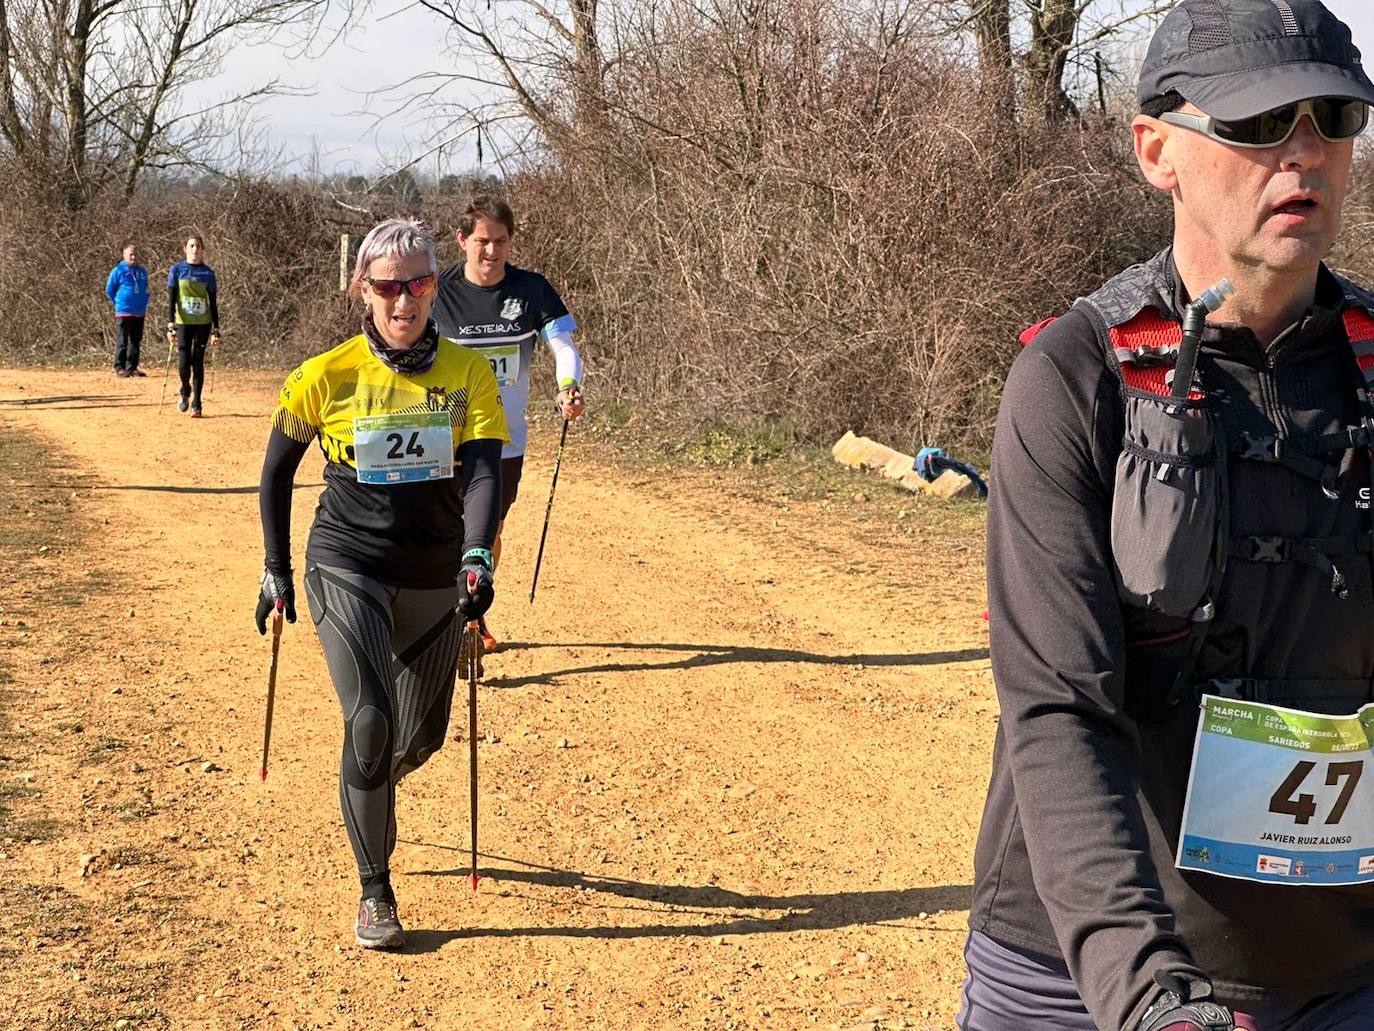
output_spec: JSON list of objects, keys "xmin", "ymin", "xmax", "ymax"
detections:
[
  {"xmin": 1233, "ymin": 429, "xmax": 1368, "ymax": 498},
  {"xmin": 1234, "ymin": 432, "xmax": 1331, "ymax": 482},
  {"xmin": 1318, "ymin": 425, "xmax": 1373, "ymax": 451},
  {"xmin": 1232, "ymin": 533, "xmax": 1373, "ymax": 598}
]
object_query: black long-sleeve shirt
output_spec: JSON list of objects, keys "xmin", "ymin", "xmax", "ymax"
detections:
[
  {"xmin": 970, "ymin": 256, "xmax": 1374, "ymax": 1030},
  {"xmin": 259, "ymin": 428, "xmax": 501, "ymax": 581}
]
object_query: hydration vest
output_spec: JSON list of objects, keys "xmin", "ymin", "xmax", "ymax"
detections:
[{"xmin": 1022, "ymin": 255, "xmax": 1374, "ymax": 712}]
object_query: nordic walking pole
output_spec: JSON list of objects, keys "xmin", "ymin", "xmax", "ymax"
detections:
[
  {"xmin": 464, "ymin": 571, "xmax": 481, "ymax": 891},
  {"xmin": 259, "ymin": 600, "xmax": 284, "ymax": 782},
  {"xmin": 157, "ymin": 326, "xmax": 176, "ymax": 413},
  {"xmin": 206, "ymin": 331, "xmax": 218, "ymax": 399},
  {"xmin": 529, "ymin": 397, "xmax": 576, "ymax": 603}
]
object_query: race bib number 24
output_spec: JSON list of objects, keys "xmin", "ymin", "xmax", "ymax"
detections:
[{"xmin": 353, "ymin": 412, "xmax": 454, "ymax": 484}]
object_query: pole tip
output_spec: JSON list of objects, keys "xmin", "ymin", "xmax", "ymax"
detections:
[
  {"xmin": 470, "ymin": 872, "xmax": 480, "ymax": 892},
  {"xmin": 258, "ymin": 767, "xmax": 267, "ymax": 782}
]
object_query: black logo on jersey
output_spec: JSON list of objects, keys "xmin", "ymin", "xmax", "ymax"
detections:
[{"xmin": 426, "ymin": 386, "xmax": 447, "ymax": 411}]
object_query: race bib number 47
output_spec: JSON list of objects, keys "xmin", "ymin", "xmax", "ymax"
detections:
[
  {"xmin": 353, "ymin": 412, "xmax": 454, "ymax": 484},
  {"xmin": 1178, "ymin": 694, "xmax": 1374, "ymax": 885}
]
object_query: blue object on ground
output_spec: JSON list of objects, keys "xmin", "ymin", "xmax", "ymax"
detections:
[{"xmin": 914, "ymin": 447, "xmax": 988, "ymax": 498}]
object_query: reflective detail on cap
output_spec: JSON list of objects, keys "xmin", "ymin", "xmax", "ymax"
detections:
[{"xmin": 1271, "ymin": 0, "xmax": 1300, "ymax": 36}]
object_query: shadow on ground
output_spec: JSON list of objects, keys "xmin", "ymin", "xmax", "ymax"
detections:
[
  {"xmin": 16, "ymin": 481, "xmax": 324, "ymax": 494},
  {"xmin": 0, "ymin": 394, "xmax": 261, "ymax": 417},
  {"xmin": 400, "ymin": 847, "xmax": 971, "ymax": 952},
  {"xmin": 483, "ymin": 640, "xmax": 988, "ymax": 687}
]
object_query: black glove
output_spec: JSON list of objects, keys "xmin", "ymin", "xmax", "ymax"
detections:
[
  {"xmin": 255, "ymin": 568, "xmax": 297, "ymax": 635},
  {"xmin": 455, "ymin": 553, "xmax": 494, "ymax": 623},
  {"xmin": 1137, "ymin": 972, "xmax": 1236, "ymax": 1031}
]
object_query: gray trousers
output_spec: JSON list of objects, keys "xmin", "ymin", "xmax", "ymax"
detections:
[
  {"xmin": 959, "ymin": 931, "xmax": 1374, "ymax": 1030},
  {"xmin": 305, "ymin": 563, "xmax": 461, "ymax": 897}
]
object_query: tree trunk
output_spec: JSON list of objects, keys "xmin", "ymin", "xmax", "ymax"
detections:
[
  {"xmin": 569, "ymin": 0, "xmax": 607, "ymax": 136},
  {"xmin": 971, "ymin": 0, "xmax": 1013, "ymax": 123},
  {"xmin": 0, "ymin": 0, "xmax": 27, "ymax": 158},
  {"xmin": 64, "ymin": 0, "xmax": 94, "ymax": 207},
  {"xmin": 123, "ymin": 0, "xmax": 193, "ymax": 197},
  {"xmin": 1025, "ymin": 0, "xmax": 1078, "ymax": 126}
]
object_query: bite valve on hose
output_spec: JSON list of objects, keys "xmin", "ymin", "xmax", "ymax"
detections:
[{"xmin": 1169, "ymin": 278, "xmax": 1236, "ymax": 411}]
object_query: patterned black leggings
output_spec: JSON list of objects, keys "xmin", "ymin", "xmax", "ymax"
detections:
[
  {"xmin": 305, "ymin": 564, "xmax": 461, "ymax": 900},
  {"xmin": 176, "ymin": 323, "xmax": 211, "ymax": 403}
]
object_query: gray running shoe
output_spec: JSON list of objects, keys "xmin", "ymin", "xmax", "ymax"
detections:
[
  {"xmin": 177, "ymin": 396, "xmax": 189, "ymax": 413},
  {"xmin": 354, "ymin": 897, "xmax": 404, "ymax": 949},
  {"xmin": 190, "ymin": 405, "xmax": 203, "ymax": 419}
]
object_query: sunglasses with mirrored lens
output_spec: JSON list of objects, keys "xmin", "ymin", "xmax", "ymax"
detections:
[
  {"xmin": 365, "ymin": 274, "xmax": 436, "ymax": 298},
  {"xmin": 1160, "ymin": 97, "xmax": 1368, "ymax": 148}
]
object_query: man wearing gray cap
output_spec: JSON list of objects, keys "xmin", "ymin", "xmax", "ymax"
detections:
[{"xmin": 961, "ymin": 2, "xmax": 1374, "ymax": 1029}]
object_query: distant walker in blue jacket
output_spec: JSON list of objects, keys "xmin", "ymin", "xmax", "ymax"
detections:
[{"xmin": 105, "ymin": 242, "xmax": 149, "ymax": 377}]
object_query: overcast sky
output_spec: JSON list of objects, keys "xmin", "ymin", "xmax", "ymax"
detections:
[{"xmin": 194, "ymin": 0, "xmax": 1374, "ymax": 178}]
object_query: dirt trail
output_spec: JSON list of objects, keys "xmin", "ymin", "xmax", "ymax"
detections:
[{"xmin": 0, "ymin": 368, "xmax": 993, "ymax": 1031}]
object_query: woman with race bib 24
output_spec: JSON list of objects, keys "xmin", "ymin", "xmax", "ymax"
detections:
[{"xmin": 255, "ymin": 218, "xmax": 508, "ymax": 949}]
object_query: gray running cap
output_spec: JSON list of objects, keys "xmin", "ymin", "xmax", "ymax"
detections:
[{"xmin": 1138, "ymin": 0, "xmax": 1374, "ymax": 119}]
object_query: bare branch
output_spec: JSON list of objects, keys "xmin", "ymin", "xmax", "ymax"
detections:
[
  {"xmin": 0, "ymin": 0, "xmax": 332, "ymax": 202},
  {"xmin": 412, "ymin": 0, "xmax": 557, "ymax": 135}
]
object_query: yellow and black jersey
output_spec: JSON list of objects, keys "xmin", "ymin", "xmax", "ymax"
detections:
[
  {"xmin": 273, "ymin": 331, "xmax": 509, "ymax": 458},
  {"xmin": 271, "ymin": 333, "xmax": 509, "ymax": 587}
]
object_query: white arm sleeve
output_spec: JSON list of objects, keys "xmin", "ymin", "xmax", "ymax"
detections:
[{"xmin": 543, "ymin": 328, "xmax": 583, "ymax": 388}]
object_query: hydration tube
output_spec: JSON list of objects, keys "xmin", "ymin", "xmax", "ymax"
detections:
[{"xmin": 1169, "ymin": 278, "xmax": 1236, "ymax": 411}]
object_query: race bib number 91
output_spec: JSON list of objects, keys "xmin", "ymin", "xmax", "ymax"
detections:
[
  {"xmin": 1177, "ymin": 694, "xmax": 1374, "ymax": 885},
  {"xmin": 353, "ymin": 412, "xmax": 454, "ymax": 484},
  {"xmin": 483, "ymin": 344, "xmax": 521, "ymax": 387}
]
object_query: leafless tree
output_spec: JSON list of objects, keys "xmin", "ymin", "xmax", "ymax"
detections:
[
  {"xmin": 929, "ymin": 0, "xmax": 1175, "ymax": 125},
  {"xmin": 0, "ymin": 0, "xmax": 331, "ymax": 206},
  {"xmin": 1019, "ymin": 0, "xmax": 1174, "ymax": 124}
]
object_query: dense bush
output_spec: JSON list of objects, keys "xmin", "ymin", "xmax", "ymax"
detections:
[
  {"xmin": 0, "ymin": 175, "xmax": 360, "ymax": 368},
  {"xmin": 513, "ymin": 90, "xmax": 1173, "ymax": 452}
]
